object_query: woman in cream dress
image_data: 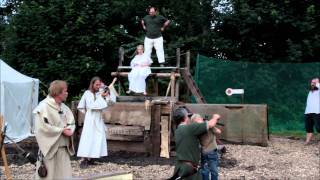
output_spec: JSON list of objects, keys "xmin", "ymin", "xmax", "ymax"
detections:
[{"xmin": 127, "ymin": 45, "xmax": 153, "ymax": 95}]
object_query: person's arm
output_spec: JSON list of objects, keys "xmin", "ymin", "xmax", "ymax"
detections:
[
  {"xmin": 207, "ymin": 114, "xmax": 221, "ymax": 129},
  {"xmin": 213, "ymin": 127, "xmax": 221, "ymax": 134},
  {"xmin": 141, "ymin": 20, "xmax": 146, "ymax": 30},
  {"xmin": 161, "ymin": 20, "xmax": 170, "ymax": 31}
]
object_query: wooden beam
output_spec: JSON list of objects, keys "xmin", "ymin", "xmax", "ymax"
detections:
[
  {"xmin": 160, "ymin": 116, "xmax": 169, "ymax": 158},
  {"xmin": 118, "ymin": 66, "xmax": 178, "ymax": 70},
  {"xmin": 170, "ymin": 72, "xmax": 175, "ymax": 100},
  {"xmin": 75, "ymin": 171, "xmax": 133, "ymax": 180},
  {"xmin": 185, "ymin": 50, "xmax": 191, "ymax": 70},
  {"xmin": 118, "ymin": 47, "xmax": 124, "ymax": 66},
  {"xmin": 151, "ymin": 105, "xmax": 161, "ymax": 156},
  {"xmin": 176, "ymin": 48, "xmax": 181, "ymax": 68},
  {"xmin": 111, "ymin": 72, "xmax": 181, "ymax": 78},
  {"xmin": 108, "ymin": 140, "xmax": 148, "ymax": 153}
]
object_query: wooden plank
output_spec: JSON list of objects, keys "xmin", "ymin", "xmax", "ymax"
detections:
[
  {"xmin": 180, "ymin": 68, "xmax": 206, "ymax": 103},
  {"xmin": 160, "ymin": 104, "xmax": 171, "ymax": 115},
  {"xmin": 102, "ymin": 103, "xmax": 152, "ymax": 130},
  {"xmin": 151, "ymin": 105, "xmax": 161, "ymax": 156},
  {"xmin": 73, "ymin": 171, "xmax": 133, "ymax": 180},
  {"xmin": 160, "ymin": 116, "xmax": 169, "ymax": 158},
  {"xmin": 118, "ymin": 66, "xmax": 178, "ymax": 70},
  {"xmin": 170, "ymin": 72, "xmax": 175, "ymax": 100},
  {"xmin": 107, "ymin": 140, "xmax": 148, "ymax": 153},
  {"xmin": 107, "ymin": 134, "xmax": 143, "ymax": 141},
  {"xmin": 117, "ymin": 96, "xmax": 171, "ymax": 102},
  {"xmin": 111, "ymin": 72, "xmax": 181, "ymax": 78},
  {"xmin": 107, "ymin": 125, "xmax": 144, "ymax": 136}
]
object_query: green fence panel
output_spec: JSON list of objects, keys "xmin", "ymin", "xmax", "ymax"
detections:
[{"xmin": 195, "ymin": 54, "xmax": 320, "ymax": 133}]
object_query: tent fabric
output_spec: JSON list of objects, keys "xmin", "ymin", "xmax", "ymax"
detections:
[{"xmin": 0, "ymin": 60, "xmax": 39, "ymax": 143}]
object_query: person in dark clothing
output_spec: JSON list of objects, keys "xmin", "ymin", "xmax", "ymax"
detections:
[
  {"xmin": 170, "ymin": 107, "xmax": 221, "ymax": 180},
  {"xmin": 141, "ymin": 6, "xmax": 170, "ymax": 66}
]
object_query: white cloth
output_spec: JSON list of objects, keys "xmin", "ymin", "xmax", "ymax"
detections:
[
  {"xmin": 144, "ymin": 36, "xmax": 165, "ymax": 63},
  {"xmin": 77, "ymin": 90, "xmax": 109, "ymax": 158},
  {"xmin": 305, "ymin": 89, "xmax": 320, "ymax": 114},
  {"xmin": 128, "ymin": 54, "xmax": 153, "ymax": 93},
  {"xmin": 33, "ymin": 96, "xmax": 75, "ymax": 179}
]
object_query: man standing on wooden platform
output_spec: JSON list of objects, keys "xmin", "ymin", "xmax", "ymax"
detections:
[
  {"xmin": 141, "ymin": 6, "xmax": 170, "ymax": 67},
  {"xmin": 170, "ymin": 107, "xmax": 221, "ymax": 180},
  {"xmin": 33, "ymin": 80, "xmax": 75, "ymax": 179}
]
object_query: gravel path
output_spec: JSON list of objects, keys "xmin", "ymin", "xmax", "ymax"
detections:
[{"xmin": 2, "ymin": 136, "xmax": 319, "ymax": 179}]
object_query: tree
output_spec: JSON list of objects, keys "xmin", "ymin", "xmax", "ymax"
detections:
[
  {"xmin": 2, "ymin": 0, "xmax": 215, "ymax": 97},
  {"xmin": 211, "ymin": 0, "xmax": 320, "ymax": 62}
]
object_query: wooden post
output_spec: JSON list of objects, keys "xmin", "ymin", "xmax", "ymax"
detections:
[
  {"xmin": 151, "ymin": 105, "xmax": 161, "ymax": 156},
  {"xmin": 185, "ymin": 50, "xmax": 191, "ymax": 101},
  {"xmin": 170, "ymin": 72, "xmax": 175, "ymax": 100},
  {"xmin": 0, "ymin": 116, "xmax": 12, "ymax": 180},
  {"xmin": 176, "ymin": 48, "xmax": 181, "ymax": 68},
  {"xmin": 118, "ymin": 47, "xmax": 124, "ymax": 67},
  {"xmin": 118, "ymin": 47, "xmax": 125, "ymax": 95},
  {"xmin": 186, "ymin": 50, "xmax": 190, "ymax": 70},
  {"xmin": 175, "ymin": 80, "xmax": 179, "ymax": 100}
]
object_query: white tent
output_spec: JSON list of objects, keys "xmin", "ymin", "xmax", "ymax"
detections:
[{"xmin": 0, "ymin": 59, "xmax": 39, "ymax": 143}]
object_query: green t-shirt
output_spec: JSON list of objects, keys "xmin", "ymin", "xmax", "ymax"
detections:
[
  {"xmin": 175, "ymin": 122, "xmax": 207, "ymax": 164},
  {"xmin": 143, "ymin": 15, "xmax": 167, "ymax": 39}
]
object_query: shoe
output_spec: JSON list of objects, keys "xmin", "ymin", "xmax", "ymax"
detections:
[
  {"xmin": 126, "ymin": 90, "xmax": 131, "ymax": 94},
  {"xmin": 160, "ymin": 63, "xmax": 165, "ymax": 67},
  {"xmin": 80, "ymin": 159, "xmax": 89, "ymax": 169}
]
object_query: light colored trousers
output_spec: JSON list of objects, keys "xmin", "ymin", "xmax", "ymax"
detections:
[{"xmin": 144, "ymin": 36, "xmax": 165, "ymax": 64}]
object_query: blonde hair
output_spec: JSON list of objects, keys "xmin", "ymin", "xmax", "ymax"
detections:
[
  {"xmin": 48, "ymin": 80, "xmax": 67, "ymax": 97},
  {"xmin": 190, "ymin": 114, "xmax": 202, "ymax": 123},
  {"xmin": 135, "ymin": 45, "xmax": 144, "ymax": 55}
]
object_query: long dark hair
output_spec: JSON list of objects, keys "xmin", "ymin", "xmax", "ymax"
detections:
[{"xmin": 88, "ymin": 76, "xmax": 101, "ymax": 93}]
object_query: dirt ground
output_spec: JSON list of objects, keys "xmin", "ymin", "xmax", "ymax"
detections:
[{"xmin": 1, "ymin": 136, "xmax": 319, "ymax": 179}]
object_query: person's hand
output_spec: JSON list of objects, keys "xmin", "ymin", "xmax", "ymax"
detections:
[
  {"xmin": 161, "ymin": 27, "xmax": 164, "ymax": 31},
  {"xmin": 63, "ymin": 128, "xmax": 73, "ymax": 137},
  {"xmin": 143, "ymin": 26, "xmax": 146, "ymax": 30},
  {"xmin": 212, "ymin": 114, "xmax": 220, "ymax": 120},
  {"xmin": 101, "ymin": 91, "xmax": 109, "ymax": 97},
  {"xmin": 214, "ymin": 127, "xmax": 222, "ymax": 134},
  {"xmin": 207, "ymin": 114, "xmax": 220, "ymax": 129}
]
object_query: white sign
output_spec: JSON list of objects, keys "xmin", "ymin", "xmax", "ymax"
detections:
[{"xmin": 225, "ymin": 88, "xmax": 244, "ymax": 96}]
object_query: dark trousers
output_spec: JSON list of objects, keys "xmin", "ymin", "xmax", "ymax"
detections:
[{"xmin": 305, "ymin": 113, "xmax": 320, "ymax": 133}]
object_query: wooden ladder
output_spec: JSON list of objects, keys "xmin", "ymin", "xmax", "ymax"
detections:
[{"xmin": 180, "ymin": 68, "xmax": 206, "ymax": 104}]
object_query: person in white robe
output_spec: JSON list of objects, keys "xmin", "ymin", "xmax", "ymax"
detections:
[
  {"xmin": 77, "ymin": 76, "xmax": 112, "ymax": 168},
  {"xmin": 127, "ymin": 45, "xmax": 153, "ymax": 95},
  {"xmin": 33, "ymin": 80, "xmax": 75, "ymax": 179}
]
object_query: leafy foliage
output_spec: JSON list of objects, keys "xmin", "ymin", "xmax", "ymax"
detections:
[
  {"xmin": 211, "ymin": 0, "xmax": 320, "ymax": 62},
  {"xmin": 1, "ymin": 0, "xmax": 320, "ymax": 100}
]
